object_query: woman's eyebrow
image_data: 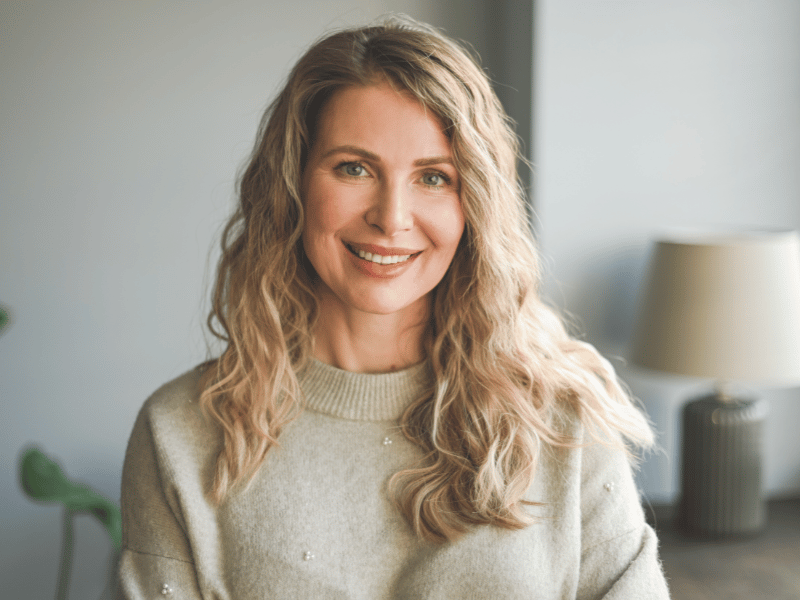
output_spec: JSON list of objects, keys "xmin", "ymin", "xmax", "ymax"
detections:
[
  {"xmin": 321, "ymin": 145, "xmax": 379, "ymax": 161},
  {"xmin": 320, "ymin": 145, "xmax": 454, "ymax": 168},
  {"xmin": 413, "ymin": 156, "xmax": 454, "ymax": 167}
]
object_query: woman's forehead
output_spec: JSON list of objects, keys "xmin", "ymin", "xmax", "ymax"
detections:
[{"xmin": 312, "ymin": 84, "xmax": 453, "ymax": 161}]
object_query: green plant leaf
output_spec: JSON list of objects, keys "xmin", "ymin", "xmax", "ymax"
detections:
[{"xmin": 19, "ymin": 447, "xmax": 122, "ymax": 549}]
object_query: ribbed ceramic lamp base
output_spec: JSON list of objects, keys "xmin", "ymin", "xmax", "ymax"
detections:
[{"xmin": 678, "ymin": 394, "xmax": 767, "ymax": 537}]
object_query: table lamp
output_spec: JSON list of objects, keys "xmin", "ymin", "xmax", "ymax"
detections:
[{"xmin": 629, "ymin": 229, "xmax": 800, "ymax": 537}]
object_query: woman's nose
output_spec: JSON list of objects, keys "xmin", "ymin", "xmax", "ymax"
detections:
[{"xmin": 365, "ymin": 182, "xmax": 414, "ymax": 235}]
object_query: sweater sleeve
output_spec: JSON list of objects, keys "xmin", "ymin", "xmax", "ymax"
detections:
[
  {"xmin": 116, "ymin": 399, "xmax": 204, "ymax": 600},
  {"xmin": 576, "ymin": 440, "xmax": 671, "ymax": 600}
]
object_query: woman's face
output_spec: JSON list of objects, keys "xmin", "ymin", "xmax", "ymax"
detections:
[{"xmin": 301, "ymin": 83, "xmax": 465, "ymax": 319}]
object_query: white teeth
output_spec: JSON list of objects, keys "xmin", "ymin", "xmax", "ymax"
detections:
[{"xmin": 355, "ymin": 248, "xmax": 412, "ymax": 265}]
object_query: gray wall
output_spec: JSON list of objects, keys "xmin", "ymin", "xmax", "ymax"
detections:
[
  {"xmin": 0, "ymin": 2, "xmax": 505, "ymax": 598},
  {"xmin": 536, "ymin": 0, "xmax": 800, "ymax": 503}
]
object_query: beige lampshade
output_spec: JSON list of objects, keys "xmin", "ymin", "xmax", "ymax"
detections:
[{"xmin": 630, "ymin": 230, "xmax": 800, "ymax": 384}]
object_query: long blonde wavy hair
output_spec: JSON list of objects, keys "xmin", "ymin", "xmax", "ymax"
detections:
[{"xmin": 200, "ymin": 16, "xmax": 653, "ymax": 542}]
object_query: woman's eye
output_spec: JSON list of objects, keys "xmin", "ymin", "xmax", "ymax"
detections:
[
  {"xmin": 340, "ymin": 163, "xmax": 367, "ymax": 177},
  {"xmin": 422, "ymin": 172, "xmax": 448, "ymax": 187}
]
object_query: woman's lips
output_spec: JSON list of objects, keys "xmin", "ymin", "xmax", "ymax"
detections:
[
  {"xmin": 345, "ymin": 242, "xmax": 422, "ymax": 256},
  {"xmin": 344, "ymin": 242, "xmax": 422, "ymax": 278}
]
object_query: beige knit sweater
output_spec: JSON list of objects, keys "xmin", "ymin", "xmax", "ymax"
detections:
[{"xmin": 118, "ymin": 359, "xmax": 670, "ymax": 599}]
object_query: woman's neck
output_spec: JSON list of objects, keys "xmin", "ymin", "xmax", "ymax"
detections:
[{"xmin": 311, "ymin": 290, "xmax": 430, "ymax": 374}]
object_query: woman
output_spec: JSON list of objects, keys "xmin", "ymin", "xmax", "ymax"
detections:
[{"xmin": 118, "ymin": 17, "xmax": 670, "ymax": 600}]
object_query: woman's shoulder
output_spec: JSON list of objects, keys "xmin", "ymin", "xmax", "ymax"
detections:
[
  {"xmin": 538, "ymin": 405, "xmax": 642, "ymax": 500},
  {"xmin": 142, "ymin": 365, "xmax": 204, "ymax": 412},
  {"xmin": 130, "ymin": 365, "xmax": 218, "ymax": 457},
  {"xmin": 558, "ymin": 407, "xmax": 640, "ymax": 484}
]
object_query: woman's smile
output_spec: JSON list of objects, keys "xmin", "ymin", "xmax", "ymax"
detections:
[
  {"xmin": 345, "ymin": 242, "xmax": 418, "ymax": 264},
  {"xmin": 344, "ymin": 242, "xmax": 422, "ymax": 278}
]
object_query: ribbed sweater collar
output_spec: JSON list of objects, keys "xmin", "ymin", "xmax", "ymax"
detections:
[{"xmin": 299, "ymin": 358, "xmax": 432, "ymax": 421}]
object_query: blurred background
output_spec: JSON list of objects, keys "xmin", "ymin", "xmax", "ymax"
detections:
[{"xmin": 1, "ymin": 1, "xmax": 798, "ymax": 598}]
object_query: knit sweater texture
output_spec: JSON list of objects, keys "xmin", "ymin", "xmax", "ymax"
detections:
[{"xmin": 118, "ymin": 359, "xmax": 670, "ymax": 599}]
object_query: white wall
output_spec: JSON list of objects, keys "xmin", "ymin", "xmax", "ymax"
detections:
[
  {"xmin": 536, "ymin": 0, "xmax": 800, "ymax": 503},
  {"xmin": 0, "ymin": 2, "xmax": 490, "ymax": 598}
]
